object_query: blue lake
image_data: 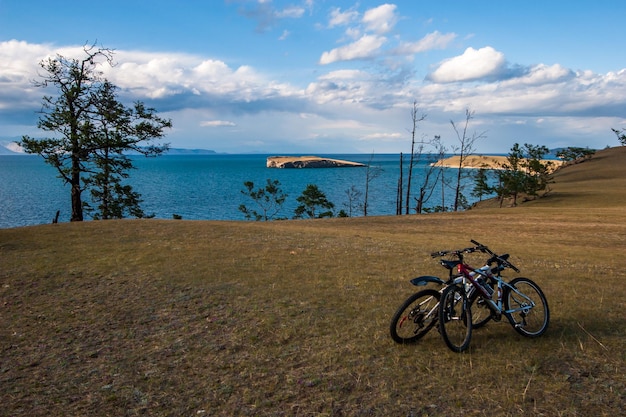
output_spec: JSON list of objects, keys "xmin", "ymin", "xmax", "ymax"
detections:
[{"xmin": 0, "ymin": 153, "xmax": 489, "ymax": 229}]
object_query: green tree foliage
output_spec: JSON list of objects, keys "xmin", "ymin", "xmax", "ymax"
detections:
[
  {"xmin": 83, "ymin": 81, "xmax": 170, "ymax": 219},
  {"xmin": 20, "ymin": 44, "xmax": 170, "ymax": 221},
  {"xmin": 496, "ymin": 143, "xmax": 527, "ymax": 206},
  {"xmin": 496, "ymin": 143, "xmax": 553, "ymax": 206},
  {"xmin": 294, "ymin": 184, "xmax": 334, "ymax": 219},
  {"xmin": 556, "ymin": 147, "xmax": 596, "ymax": 162},
  {"xmin": 611, "ymin": 128, "xmax": 626, "ymax": 146},
  {"xmin": 471, "ymin": 165, "xmax": 493, "ymax": 202},
  {"xmin": 239, "ymin": 179, "xmax": 287, "ymax": 221}
]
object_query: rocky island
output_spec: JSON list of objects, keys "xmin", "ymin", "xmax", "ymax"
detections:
[{"xmin": 267, "ymin": 156, "xmax": 365, "ymax": 168}]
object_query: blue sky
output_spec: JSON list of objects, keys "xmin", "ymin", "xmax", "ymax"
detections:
[{"xmin": 1, "ymin": 0, "xmax": 625, "ymax": 154}]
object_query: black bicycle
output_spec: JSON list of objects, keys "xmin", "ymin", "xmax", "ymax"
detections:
[
  {"xmin": 389, "ymin": 246, "xmax": 494, "ymax": 344},
  {"xmin": 437, "ymin": 240, "xmax": 550, "ymax": 352}
]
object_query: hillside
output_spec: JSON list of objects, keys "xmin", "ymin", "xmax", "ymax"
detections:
[
  {"xmin": 534, "ymin": 146, "xmax": 626, "ymax": 207},
  {"xmin": 471, "ymin": 146, "xmax": 626, "ymax": 209},
  {"xmin": 1, "ymin": 147, "xmax": 625, "ymax": 416}
]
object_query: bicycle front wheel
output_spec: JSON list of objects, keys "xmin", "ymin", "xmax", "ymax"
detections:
[
  {"xmin": 468, "ymin": 286, "xmax": 493, "ymax": 329},
  {"xmin": 390, "ymin": 289, "xmax": 440, "ymax": 344},
  {"xmin": 438, "ymin": 284, "xmax": 472, "ymax": 352},
  {"xmin": 503, "ymin": 277, "xmax": 549, "ymax": 337}
]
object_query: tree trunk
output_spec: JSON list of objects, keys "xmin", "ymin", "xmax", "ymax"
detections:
[
  {"xmin": 71, "ymin": 182, "xmax": 83, "ymax": 221},
  {"xmin": 70, "ymin": 157, "xmax": 83, "ymax": 221}
]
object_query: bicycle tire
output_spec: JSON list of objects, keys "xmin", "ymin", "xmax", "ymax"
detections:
[
  {"xmin": 503, "ymin": 277, "xmax": 549, "ymax": 337},
  {"xmin": 468, "ymin": 285, "xmax": 493, "ymax": 329},
  {"xmin": 390, "ymin": 289, "xmax": 440, "ymax": 344},
  {"xmin": 438, "ymin": 284, "xmax": 472, "ymax": 352}
]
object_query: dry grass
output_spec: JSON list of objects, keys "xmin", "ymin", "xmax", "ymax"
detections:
[{"xmin": 1, "ymin": 147, "xmax": 625, "ymax": 416}]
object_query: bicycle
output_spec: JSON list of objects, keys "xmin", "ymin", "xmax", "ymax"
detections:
[
  {"xmin": 389, "ymin": 245, "xmax": 495, "ymax": 344},
  {"xmin": 437, "ymin": 240, "xmax": 550, "ymax": 352}
]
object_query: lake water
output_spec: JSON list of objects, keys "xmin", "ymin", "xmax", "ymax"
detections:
[{"xmin": 0, "ymin": 153, "xmax": 487, "ymax": 229}]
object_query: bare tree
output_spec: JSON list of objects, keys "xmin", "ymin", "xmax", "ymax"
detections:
[
  {"xmin": 396, "ymin": 152, "xmax": 403, "ymax": 215},
  {"xmin": 414, "ymin": 136, "xmax": 446, "ymax": 213},
  {"xmin": 405, "ymin": 101, "xmax": 427, "ymax": 214},
  {"xmin": 343, "ymin": 185, "xmax": 363, "ymax": 217},
  {"xmin": 363, "ymin": 153, "xmax": 383, "ymax": 217},
  {"xmin": 450, "ymin": 108, "xmax": 486, "ymax": 211}
]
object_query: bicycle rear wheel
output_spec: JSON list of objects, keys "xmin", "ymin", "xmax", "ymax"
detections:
[
  {"xmin": 438, "ymin": 284, "xmax": 472, "ymax": 352},
  {"xmin": 503, "ymin": 277, "xmax": 549, "ymax": 337},
  {"xmin": 390, "ymin": 289, "xmax": 440, "ymax": 344}
]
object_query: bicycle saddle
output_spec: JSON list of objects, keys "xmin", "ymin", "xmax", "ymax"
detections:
[{"xmin": 440, "ymin": 259, "xmax": 461, "ymax": 270}]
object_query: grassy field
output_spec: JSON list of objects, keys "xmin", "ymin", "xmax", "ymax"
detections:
[{"xmin": 1, "ymin": 147, "xmax": 625, "ymax": 416}]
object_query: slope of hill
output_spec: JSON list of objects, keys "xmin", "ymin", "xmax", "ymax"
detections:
[
  {"xmin": 472, "ymin": 146, "xmax": 626, "ymax": 209},
  {"xmin": 535, "ymin": 146, "xmax": 626, "ymax": 207}
]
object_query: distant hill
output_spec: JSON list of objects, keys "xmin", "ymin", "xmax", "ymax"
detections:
[
  {"xmin": 0, "ymin": 141, "xmax": 219, "ymax": 156},
  {"xmin": 164, "ymin": 148, "xmax": 218, "ymax": 155}
]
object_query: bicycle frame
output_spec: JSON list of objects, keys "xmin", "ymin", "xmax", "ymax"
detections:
[
  {"xmin": 457, "ymin": 262, "xmax": 536, "ymax": 318},
  {"xmin": 419, "ymin": 240, "xmax": 549, "ymax": 352}
]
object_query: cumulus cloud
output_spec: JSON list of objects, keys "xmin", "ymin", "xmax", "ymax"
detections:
[
  {"xmin": 328, "ymin": 6, "xmax": 359, "ymax": 28},
  {"xmin": 2, "ymin": 39, "xmax": 626, "ymax": 153},
  {"xmin": 321, "ymin": 5, "xmax": 453, "ymax": 66},
  {"xmin": 392, "ymin": 31, "xmax": 457, "ymax": 55},
  {"xmin": 0, "ymin": 40, "xmax": 57, "ymax": 110},
  {"xmin": 362, "ymin": 4, "xmax": 397, "ymax": 34},
  {"xmin": 507, "ymin": 63, "xmax": 574, "ymax": 86},
  {"xmin": 103, "ymin": 49, "xmax": 302, "ymax": 109},
  {"xmin": 319, "ymin": 34, "xmax": 387, "ymax": 64},
  {"xmin": 428, "ymin": 46, "xmax": 507, "ymax": 83}
]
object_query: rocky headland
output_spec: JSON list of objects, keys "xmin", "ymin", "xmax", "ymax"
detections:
[
  {"xmin": 432, "ymin": 154, "xmax": 564, "ymax": 171},
  {"xmin": 267, "ymin": 156, "xmax": 365, "ymax": 168}
]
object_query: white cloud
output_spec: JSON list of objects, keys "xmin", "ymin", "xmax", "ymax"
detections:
[
  {"xmin": 319, "ymin": 34, "xmax": 386, "ymax": 64},
  {"xmin": 276, "ymin": 6, "xmax": 305, "ymax": 19},
  {"xmin": 200, "ymin": 120, "xmax": 236, "ymax": 127},
  {"xmin": 328, "ymin": 7, "xmax": 359, "ymax": 28},
  {"xmin": 361, "ymin": 132, "xmax": 404, "ymax": 142},
  {"xmin": 392, "ymin": 31, "xmax": 457, "ymax": 55},
  {"xmin": 428, "ymin": 46, "xmax": 506, "ymax": 83},
  {"xmin": 103, "ymin": 50, "xmax": 300, "ymax": 104},
  {"xmin": 2, "ymin": 40, "xmax": 626, "ymax": 153},
  {"xmin": 508, "ymin": 63, "xmax": 573, "ymax": 86},
  {"xmin": 362, "ymin": 4, "xmax": 398, "ymax": 34}
]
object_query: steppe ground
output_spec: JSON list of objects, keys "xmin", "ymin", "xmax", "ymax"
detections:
[{"xmin": 1, "ymin": 147, "xmax": 625, "ymax": 416}]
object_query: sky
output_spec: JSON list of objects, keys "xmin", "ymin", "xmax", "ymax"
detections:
[{"xmin": 1, "ymin": 0, "xmax": 625, "ymax": 154}]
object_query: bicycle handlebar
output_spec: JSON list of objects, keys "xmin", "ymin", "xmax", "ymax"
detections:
[
  {"xmin": 470, "ymin": 239, "xmax": 520, "ymax": 273},
  {"xmin": 430, "ymin": 245, "xmax": 480, "ymax": 258},
  {"xmin": 431, "ymin": 240, "xmax": 520, "ymax": 273}
]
